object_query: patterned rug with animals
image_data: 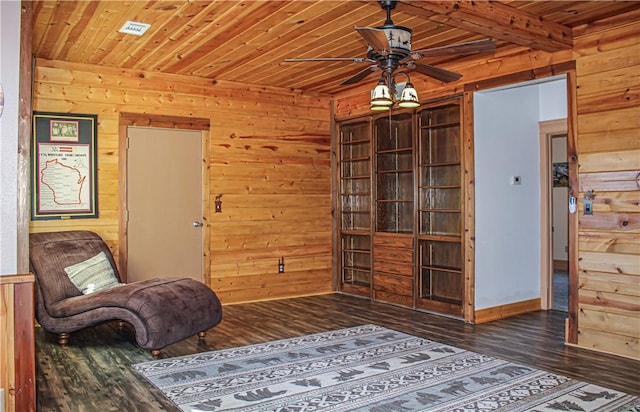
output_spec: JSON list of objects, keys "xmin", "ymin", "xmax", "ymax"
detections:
[{"xmin": 133, "ymin": 324, "xmax": 638, "ymax": 411}]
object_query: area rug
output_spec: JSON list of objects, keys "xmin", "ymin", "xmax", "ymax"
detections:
[{"xmin": 133, "ymin": 324, "xmax": 638, "ymax": 411}]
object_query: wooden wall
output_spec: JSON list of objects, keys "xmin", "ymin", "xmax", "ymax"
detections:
[
  {"xmin": 334, "ymin": 12, "xmax": 639, "ymax": 359},
  {"xmin": 0, "ymin": 275, "xmax": 35, "ymax": 412},
  {"xmin": 573, "ymin": 17, "xmax": 640, "ymax": 359},
  {"xmin": 31, "ymin": 59, "xmax": 333, "ymax": 304}
]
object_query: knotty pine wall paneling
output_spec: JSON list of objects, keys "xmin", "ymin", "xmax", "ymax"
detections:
[
  {"xmin": 573, "ymin": 16, "xmax": 640, "ymax": 360},
  {"xmin": 333, "ymin": 10, "xmax": 639, "ymax": 360},
  {"xmin": 32, "ymin": 59, "xmax": 333, "ymax": 304}
]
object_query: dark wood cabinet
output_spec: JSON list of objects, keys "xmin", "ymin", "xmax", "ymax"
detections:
[
  {"xmin": 416, "ymin": 101, "xmax": 464, "ymax": 316},
  {"xmin": 375, "ymin": 112, "xmax": 414, "ymax": 234},
  {"xmin": 338, "ymin": 120, "xmax": 372, "ymax": 297},
  {"xmin": 337, "ymin": 99, "xmax": 464, "ymax": 317}
]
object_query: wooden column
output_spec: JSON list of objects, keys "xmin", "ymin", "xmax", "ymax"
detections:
[{"xmin": 1, "ymin": 275, "xmax": 35, "ymax": 412}]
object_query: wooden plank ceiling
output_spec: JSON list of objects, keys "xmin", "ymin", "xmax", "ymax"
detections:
[{"xmin": 32, "ymin": 1, "xmax": 640, "ymax": 95}]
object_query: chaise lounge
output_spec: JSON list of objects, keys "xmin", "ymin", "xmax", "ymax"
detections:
[{"xmin": 29, "ymin": 230, "xmax": 222, "ymax": 357}]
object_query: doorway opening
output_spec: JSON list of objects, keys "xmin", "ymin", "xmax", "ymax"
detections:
[{"xmin": 539, "ymin": 119, "xmax": 569, "ymax": 311}]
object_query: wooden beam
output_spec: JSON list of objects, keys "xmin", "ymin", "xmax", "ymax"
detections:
[
  {"xmin": 16, "ymin": 2, "xmax": 36, "ymax": 411},
  {"xmin": 399, "ymin": 1, "xmax": 573, "ymax": 52}
]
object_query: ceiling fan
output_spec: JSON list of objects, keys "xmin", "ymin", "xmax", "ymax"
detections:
[{"xmin": 284, "ymin": 0, "xmax": 496, "ymax": 86}]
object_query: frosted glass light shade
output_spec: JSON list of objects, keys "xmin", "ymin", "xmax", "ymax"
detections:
[
  {"xmin": 398, "ymin": 82, "xmax": 420, "ymax": 108},
  {"xmin": 370, "ymin": 82, "xmax": 393, "ymax": 107}
]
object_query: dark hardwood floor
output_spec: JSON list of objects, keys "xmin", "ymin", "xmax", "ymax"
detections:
[{"xmin": 35, "ymin": 293, "xmax": 639, "ymax": 411}]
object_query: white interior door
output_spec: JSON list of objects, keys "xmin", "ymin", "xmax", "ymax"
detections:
[{"xmin": 126, "ymin": 126, "xmax": 203, "ymax": 282}]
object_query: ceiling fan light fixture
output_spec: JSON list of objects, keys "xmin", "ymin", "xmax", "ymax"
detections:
[
  {"xmin": 370, "ymin": 104, "xmax": 391, "ymax": 111},
  {"xmin": 398, "ymin": 81, "xmax": 420, "ymax": 108},
  {"xmin": 370, "ymin": 79, "xmax": 393, "ymax": 107}
]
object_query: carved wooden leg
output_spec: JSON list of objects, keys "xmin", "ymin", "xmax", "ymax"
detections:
[
  {"xmin": 58, "ymin": 333, "xmax": 70, "ymax": 346},
  {"xmin": 151, "ymin": 350, "xmax": 160, "ymax": 358},
  {"xmin": 198, "ymin": 331, "xmax": 206, "ymax": 341}
]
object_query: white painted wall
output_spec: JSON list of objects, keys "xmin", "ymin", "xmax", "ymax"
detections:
[
  {"xmin": 539, "ymin": 79, "xmax": 567, "ymax": 121},
  {"xmin": 0, "ymin": 0, "xmax": 21, "ymax": 275},
  {"xmin": 474, "ymin": 86, "xmax": 542, "ymax": 310},
  {"xmin": 474, "ymin": 76, "xmax": 567, "ymax": 309}
]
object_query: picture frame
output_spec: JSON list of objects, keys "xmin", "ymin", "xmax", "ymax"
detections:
[
  {"xmin": 552, "ymin": 162, "xmax": 569, "ymax": 187},
  {"xmin": 31, "ymin": 112, "xmax": 98, "ymax": 220}
]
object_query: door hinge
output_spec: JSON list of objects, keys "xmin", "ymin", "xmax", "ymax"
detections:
[{"xmin": 125, "ymin": 209, "xmax": 129, "ymax": 223}]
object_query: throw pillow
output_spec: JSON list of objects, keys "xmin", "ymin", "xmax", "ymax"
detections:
[{"xmin": 64, "ymin": 251, "xmax": 121, "ymax": 294}]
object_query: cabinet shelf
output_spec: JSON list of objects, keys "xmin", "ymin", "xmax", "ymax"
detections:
[
  {"xmin": 341, "ymin": 138, "xmax": 370, "ymax": 145},
  {"xmin": 377, "ymin": 199, "xmax": 412, "ymax": 203},
  {"xmin": 420, "ymin": 265, "xmax": 461, "ymax": 274},
  {"xmin": 377, "ymin": 148, "xmax": 412, "ymax": 155},
  {"xmin": 419, "ymin": 161, "xmax": 460, "ymax": 167},
  {"xmin": 341, "ymin": 191, "xmax": 371, "ymax": 196},
  {"xmin": 419, "ymin": 234, "xmax": 461, "ymax": 242},
  {"xmin": 341, "ymin": 175, "xmax": 370, "ymax": 180},
  {"xmin": 421, "ymin": 295, "xmax": 462, "ymax": 305},
  {"xmin": 343, "ymin": 248, "xmax": 371, "ymax": 254},
  {"xmin": 419, "ymin": 208, "xmax": 460, "ymax": 213},
  {"xmin": 342, "ymin": 156, "xmax": 370, "ymax": 162},
  {"xmin": 378, "ymin": 169, "xmax": 413, "ymax": 174},
  {"xmin": 420, "ymin": 121, "xmax": 460, "ymax": 130},
  {"xmin": 344, "ymin": 265, "xmax": 371, "ymax": 271},
  {"xmin": 341, "ymin": 229, "xmax": 370, "ymax": 236},
  {"xmin": 419, "ymin": 185, "xmax": 461, "ymax": 189}
]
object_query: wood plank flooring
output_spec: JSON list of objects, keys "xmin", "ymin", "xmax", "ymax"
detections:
[{"xmin": 35, "ymin": 293, "xmax": 640, "ymax": 411}]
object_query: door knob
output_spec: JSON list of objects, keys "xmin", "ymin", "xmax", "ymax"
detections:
[{"xmin": 193, "ymin": 220, "xmax": 203, "ymax": 228}]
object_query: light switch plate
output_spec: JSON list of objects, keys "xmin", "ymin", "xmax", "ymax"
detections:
[{"xmin": 584, "ymin": 199, "xmax": 593, "ymax": 215}]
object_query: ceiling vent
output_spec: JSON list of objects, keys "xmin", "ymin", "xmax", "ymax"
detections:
[{"xmin": 118, "ymin": 21, "xmax": 151, "ymax": 36}]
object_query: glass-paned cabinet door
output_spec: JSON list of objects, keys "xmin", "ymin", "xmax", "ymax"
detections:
[
  {"xmin": 418, "ymin": 102, "xmax": 461, "ymax": 237},
  {"xmin": 417, "ymin": 100, "xmax": 464, "ymax": 316},
  {"xmin": 340, "ymin": 120, "xmax": 371, "ymax": 231},
  {"xmin": 375, "ymin": 112, "xmax": 413, "ymax": 233}
]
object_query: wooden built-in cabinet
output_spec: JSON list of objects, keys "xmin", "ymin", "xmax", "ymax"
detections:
[
  {"xmin": 373, "ymin": 113, "xmax": 415, "ymax": 306},
  {"xmin": 338, "ymin": 120, "xmax": 372, "ymax": 297},
  {"xmin": 416, "ymin": 101, "xmax": 464, "ymax": 316},
  {"xmin": 337, "ymin": 99, "xmax": 464, "ymax": 318}
]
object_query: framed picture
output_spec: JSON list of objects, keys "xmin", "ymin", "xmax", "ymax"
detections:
[
  {"xmin": 552, "ymin": 162, "xmax": 569, "ymax": 187},
  {"xmin": 31, "ymin": 112, "xmax": 98, "ymax": 220}
]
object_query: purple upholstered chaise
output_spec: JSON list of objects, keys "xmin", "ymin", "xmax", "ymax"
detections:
[{"xmin": 29, "ymin": 230, "xmax": 222, "ymax": 357}]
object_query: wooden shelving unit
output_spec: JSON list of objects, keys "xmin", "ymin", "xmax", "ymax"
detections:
[
  {"xmin": 375, "ymin": 112, "xmax": 414, "ymax": 234},
  {"xmin": 373, "ymin": 112, "xmax": 415, "ymax": 306},
  {"xmin": 336, "ymin": 100, "xmax": 464, "ymax": 316},
  {"xmin": 338, "ymin": 120, "xmax": 372, "ymax": 297},
  {"xmin": 416, "ymin": 101, "xmax": 464, "ymax": 316}
]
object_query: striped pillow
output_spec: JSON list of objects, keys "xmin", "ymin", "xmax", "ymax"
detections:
[{"xmin": 64, "ymin": 251, "xmax": 121, "ymax": 294}]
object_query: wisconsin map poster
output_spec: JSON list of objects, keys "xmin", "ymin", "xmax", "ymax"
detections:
[{"xmin": 32, "ymin": 112, "xmax": 98, "ymax": 219}]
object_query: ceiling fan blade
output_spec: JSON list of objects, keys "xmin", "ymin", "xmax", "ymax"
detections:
[
  {"xmin": 411, "ymin": 39, "xmax": 496, "ymax": 59},
  {"xmin": 340, "ymin": 65, "xmax": 379, "ymax": 85},
  {"xmin": 405, "ymin": 61, "xmax": 462, "ymax": 83},
  {"xmin": 284, "ymin": 57, "xmax": 366, "ymax": 63},
  {"xmin": 355, "ymin": 27, "xmax": 390, "ymax": 52}
]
